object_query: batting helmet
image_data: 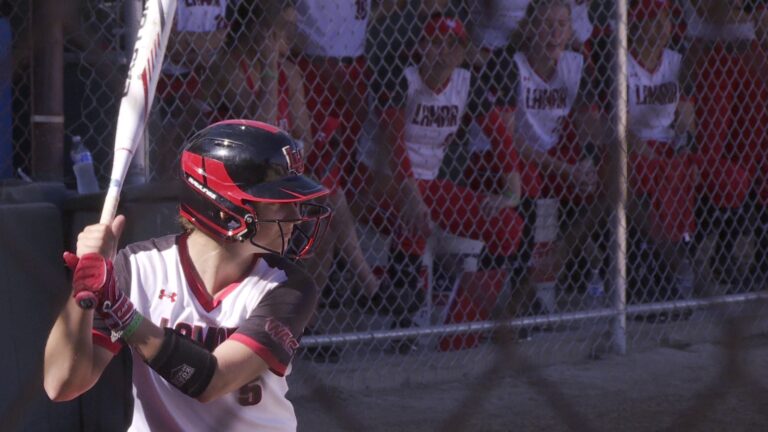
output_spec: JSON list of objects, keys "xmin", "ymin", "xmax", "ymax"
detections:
[{"xmin": 179, "ymin": 119, "xmax": 331, "ymax": 258}]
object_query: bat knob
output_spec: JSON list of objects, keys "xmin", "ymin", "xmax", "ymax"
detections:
[{"xmin": 75, "ymin": 292, "xmax": 97, "ymax": 310}]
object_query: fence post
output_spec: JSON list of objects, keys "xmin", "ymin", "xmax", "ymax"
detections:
[
  {"xmin": 30, "ymin": 0, "xmax": 64, "ymax": 180},
  {"xmin": 610, "ymin": 0, "xmax": 629, "ymax": 355}
]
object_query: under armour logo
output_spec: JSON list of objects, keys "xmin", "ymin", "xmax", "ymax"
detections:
[{"xmin": 159, "ymin": 289, "xmax": 177, "ymax": 303}]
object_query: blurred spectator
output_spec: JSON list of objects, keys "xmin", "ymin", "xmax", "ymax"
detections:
[
  {"xmin": 360, "ymin": 14, "xmax": 524, "ymax": 352},
  {"xmin": 683, "ymin": 0, "xmax": 768, "ymax": 290},
  {"xmin": 293, "ymin": 0, "xmax": 372, "ymax": 190},
  {"xmin": 367, "ymin": 0, "xmax": 451, "ymax": 84},
  {"xmin": 467, "ymin": 0, "xmax": 594, "ymax": 66},
  {"xmin": 205, "ymin": 0, "xmax": 380, "ymax": 359},
  {"xmin": 626, "ymin": 0, "xmax": 697, "ymax": 303},
  {"xmin": 149, "ymin": 0, "xmax": 230, "ymax": 179},
  {"xmin": 477, "ymin": 0, "xmax": 607, "ymax": 297}
]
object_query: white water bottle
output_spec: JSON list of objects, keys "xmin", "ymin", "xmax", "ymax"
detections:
[
  {"xmin": 586, "ymin": 268, "xmax": 605, "ymax": 309},
  {"xmin": 70, "ymin": 136, "xmax": 100, "ymax": 194}
]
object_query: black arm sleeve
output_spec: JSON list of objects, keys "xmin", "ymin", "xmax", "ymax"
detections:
[{"xmin": 230, "ymin": 255, "xmax": 318, "ymax": 376}]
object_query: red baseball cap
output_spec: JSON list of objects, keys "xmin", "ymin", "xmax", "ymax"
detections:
[
  {"xmin": 630, "ymin": 0, "xmax": 670, "ymax": 21},
  {"xmin": 423, "ymin": 15, "xmax": 468, "ymax": 43}
]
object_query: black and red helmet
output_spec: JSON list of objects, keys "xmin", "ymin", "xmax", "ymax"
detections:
[{"xmin": 179, "ymin": 120, "xmax": 331, "ymax": 257}]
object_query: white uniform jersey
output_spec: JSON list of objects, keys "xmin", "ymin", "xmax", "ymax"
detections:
[
  {"xmin": 512, "ymin": 51, "xmax": 584, "ymax": 152},
  {"xmin": 296, "ymin": 0, "xmax": 370, "ymax": 57},
  {"xmin": 627, "ymin": 49, "xmax": 682, "ymax": 142},
  {"xmin": 401, "ymin": 67, "xmax": 471, "ymax": 180},
  {"xmin": 683, "ymin": 1, "xmax": 755, "ymax": 41},
  {"xmin": 93, "ymin": 234, "xmax": 315, "ymax": 432},
  {"xmin": 175, "ymin": 0, "xmax": 228, "ymax": 33}
]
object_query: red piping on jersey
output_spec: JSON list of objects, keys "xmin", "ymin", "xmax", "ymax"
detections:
[
  {"xmin": 229, "ymin": 333, "xmax": 288, "ymax": 376},
  {"xmin": 92, "ymin": 329, "xmax": 123, "ymax": 355},
  {"xmin": 477, "ymin": 107, "xmax": 520, "ymax": 174},
  {"xmin": 177, "ymin": 233, "xmax": 260, "ymax": 313}
]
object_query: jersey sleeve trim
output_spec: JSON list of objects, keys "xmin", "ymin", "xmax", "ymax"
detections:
[
  {"xmin": 92, "ymin": 329, "xmax": 122, "ymax": 355},
  {"xmin": 229, "ymin": 333, "xmax": 288, "ymax": 376}
]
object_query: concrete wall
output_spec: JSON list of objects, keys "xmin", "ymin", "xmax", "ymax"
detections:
[{"xmin": 0, "ymin": 181, "xmax": 180, "ymax": 431}]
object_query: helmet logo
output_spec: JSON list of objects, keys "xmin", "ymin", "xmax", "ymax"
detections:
[
  {"xmin": 282, "ymin": 145, "xmax": 305, "ymax": 175},
  {"xmin": 188, "ymin": 176, "xmax": 218, "ymax": 201}
]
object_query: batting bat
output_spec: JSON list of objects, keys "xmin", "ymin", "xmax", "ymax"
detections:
[{"xmin": 76, "ymin": 0, "xmax": 176, "ymax": 309}]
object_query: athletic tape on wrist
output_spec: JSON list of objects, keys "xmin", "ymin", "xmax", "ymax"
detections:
[
  {"xmin": 148, "ymin": 328, "xmax": 217, "ymax": 398},
  {"xmin": 120, "ymin": 313, "xmax": 144, "ymax": 340}
]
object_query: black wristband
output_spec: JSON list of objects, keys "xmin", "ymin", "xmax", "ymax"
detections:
[{"xmin": 148, "ymin": 328, "xmax": 218, "ymax": 398}]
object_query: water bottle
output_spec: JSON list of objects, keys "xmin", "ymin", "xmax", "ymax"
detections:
[
  {"xmin": 586, "ymin": 268, "xmax": 605, "ymax": 309},
  {"xmin": 70, "ymin": 136, "xmax": 100, "ymax": 194}
]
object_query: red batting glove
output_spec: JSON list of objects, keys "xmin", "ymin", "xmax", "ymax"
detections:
[{"xmin": 63, "ymin": 251, "xmax": 136, "ymax": 334}]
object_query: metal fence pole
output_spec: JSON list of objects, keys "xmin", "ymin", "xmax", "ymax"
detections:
[
  {"xmin": 30, "ymin": 0, "xmax": 64, "ymax": 180},
  {"xmin": 610, "ymin": 0, "xmax": 629, "ymax": 355}
]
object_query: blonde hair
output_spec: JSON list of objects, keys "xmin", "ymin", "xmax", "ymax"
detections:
[{"xmin": 178, "ymin": 215, "xmax": 196, "ymax": 233}]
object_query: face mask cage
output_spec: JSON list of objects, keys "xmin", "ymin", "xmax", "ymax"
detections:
[{"xmin": 246, "ymin": 202, "xmax": 332, "ymax": 259}]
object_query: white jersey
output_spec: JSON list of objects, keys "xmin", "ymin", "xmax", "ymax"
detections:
[
  {"xmin": 401, "ymin": 67, "xmax": 471, "ymax": 180},
  {"xmin": 296, "ymin": 0, "xmax": 370, "ymax": 57},
  {"xmin": 94, "ymin": 234, "xmax": 315, "ymax": 432},
  {"xmin": 512, "ymin": 51, "xmax": 584, "ymax": 152},
  {"xmin": 627, "ymin": 49, "xmax": 682, "ymax": 142},
  {"xmin": 175, "ymin": 0, "xmax": 228, "ymax": 33}
]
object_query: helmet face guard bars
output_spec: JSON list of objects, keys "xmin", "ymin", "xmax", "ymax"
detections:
[{"xmin": 246, "ymin": 202, "xmax": 332, "ymax": 260}]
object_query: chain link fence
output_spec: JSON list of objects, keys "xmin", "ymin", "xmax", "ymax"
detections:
[{"xmin": 6, "ymin": 0, "xmax": 768, "ymax": 401}]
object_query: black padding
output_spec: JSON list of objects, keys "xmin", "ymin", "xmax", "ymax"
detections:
[{"xmin": 148, "ymin": 328, "xmax": 218, "ymax": 398}]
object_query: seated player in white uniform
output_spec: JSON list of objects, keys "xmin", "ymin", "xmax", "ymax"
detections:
[
  {"xmin": 626, "ymin": 0, "xmax": 697, "ymax": 307},
  {"xmin": 43, "ymin": 120, "xmax": 332, "ymax": 432},
  {"xmin": 472, "ymin": 0, "xmax": 607, "ymax": 295},
  {"xmin": 357, "ymin": 14, "xmax": 525, "ymax": 351}
]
